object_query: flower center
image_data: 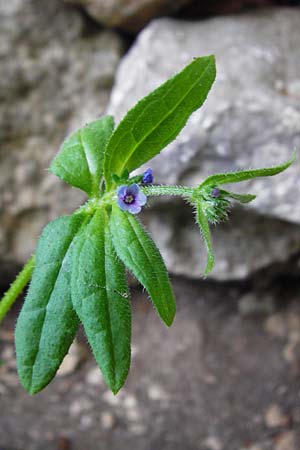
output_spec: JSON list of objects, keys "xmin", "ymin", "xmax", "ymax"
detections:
[{"xmin": 124, "ymin": 194, "xmax": 134, "ymax": 204}]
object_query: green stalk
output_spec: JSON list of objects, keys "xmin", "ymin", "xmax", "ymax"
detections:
[
  {"xmin": 0, "ymin": 255, "xmax": 35, "ymax": 323},
  {"xmin": 142, "ymin": 184, "xmax": 195, "ymax": 198}
]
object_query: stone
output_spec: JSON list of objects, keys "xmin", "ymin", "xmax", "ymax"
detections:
[
  {"xmin": 203, "ymin": 436, "xmax": 223, "ymax": 450},
  {"xmin": 147, "ymin": 383, "xmax": 169, "ymax": 401},
  {"xmin": 283, "ymin": 339, "xmax": 300, "ymax": 364},
  {"xmin": 85, "ymin": 365, "xmax": 104, "ymax": 386},
  {"xmin": 63, "ymin": 0, "xmax": 192, "ymax": 32},
  {"xmin": 274, "ymin": 431, "xmax": 297, "ymax": 450},
  {"xmin": 264, "ymin": 314, "xmax": 288, "ymax": 338},
  {"xmin": 102, "ymin": 390, "xmax": 122, "ymax": 406},
  {"xmin": 100, "ymin": 411, "xmax": 115, "ymax": 430},
  {"xmin": 69, "ymin": 397, "xmax": 93, "ymax": 417},
  {"xmin": 0, "ymin": 0, "xmax": 123, "ymax": 280},
  {"xmin": 264, "ymin": 404, "xmax": 289, "ymax": 428},
  {"xmin": 57, "ymin": 340, "xmax": 87, "ymax": 377},
  {"xmin": 108, "ymin": 10, "xmax": 300, "ymax": 280}
]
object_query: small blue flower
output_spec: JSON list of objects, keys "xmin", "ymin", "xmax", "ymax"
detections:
[
  {"xmin": 142, "ymin": 168, "xmax": 153, "ymax": 185},
  {"xmin": 117, "ymin": 184, "xmax": 147, "ymax": 214}
]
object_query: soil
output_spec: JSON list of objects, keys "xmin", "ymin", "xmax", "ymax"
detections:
[{"xmin": 1, "ymin": 277, "xmax": 300, "ymax": 450}]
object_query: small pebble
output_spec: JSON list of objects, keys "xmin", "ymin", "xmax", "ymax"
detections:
[
  {"xmin": 274, "ymin": 431, "xmax": 297, "ymax": 450},
  {"xmin": 264, "ymin": 314, "xmax": 287, "ymax": 338},
  {"xmin": 265, "ymin": 404, "xmax": 289, "ymax": 428},
  {"xmin": 85, "ymin": 366, "xmax": 103, "ymax": 386},
  {"xmin": 100, "ymin": 412, "xmax": 115, "ymax": 430},
  {"xmin": 203, "ymin": 436, "xmax": 223, "ymax": 450}
]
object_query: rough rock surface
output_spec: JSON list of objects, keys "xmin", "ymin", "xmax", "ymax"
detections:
[
  {"xmin": 62, "ymin": 0, "xmax": 299, "ymax": 33},
  {"xmin": 1, "ymin": 278, "xmax": 300, "ymax": 450},
  {"xmin": 0, "ymin": 0, "xmax": 123, "ymax": 279},
  {"xmin": 63, "ymin": 0, "xmax": 192, "ymax": 32},
  {"xmin": 108, "ymin": 10, "xmax": 300, "ymax": 280}
]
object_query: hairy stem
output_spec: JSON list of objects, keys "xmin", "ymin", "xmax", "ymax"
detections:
[
  {"xmin": 142, "ymin": 184, "xmax": 195, "ymax": 198},
  {"xmin": 0, "ymin": 255, "xmax": 35, "ymax": 323}
]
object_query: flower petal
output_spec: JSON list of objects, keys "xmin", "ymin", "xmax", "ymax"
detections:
[
  {"xmin": 137, "ymin": 192, "xmax": 147, "ymax": 206},
  {"xmin": 117, "ymin": 198, "xmax": 130, "ymax": 211},
  {"xmin": 128, "ymin": 183, "xmax": 139, "ymax": 195},
  {"xmin": 128, "ymin": 204, "xmax": 142, "ymax": 214},
  {"xmin": 117, "ymin": 185, "xmax": 128, "ymax": 198}
]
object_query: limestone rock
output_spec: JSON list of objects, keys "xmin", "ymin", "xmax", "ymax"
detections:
[
  {"xmin": 63, "ymin": 0, "xmax": 192, "ymax": 32},
  {"xmin": 0, "ymin": 0, "xmax": 123, "ymax": 279},
  {"xmin": 108, "ymin": 10, "xmax": 300, "ymax": 280},
  {"xmin": 57, "ymin": 340, "xmax": 88, "ymax": 377}
]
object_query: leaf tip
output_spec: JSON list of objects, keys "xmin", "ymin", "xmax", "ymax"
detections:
[
  {"xmin": 164, "ymin": 313, "xmax": 176, "ymax": 328},
  {"xmin": 203, "ymin": 253, "xmax": 215, "ymax": 278}
]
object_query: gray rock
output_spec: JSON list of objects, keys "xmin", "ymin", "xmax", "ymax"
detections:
[
  {"xmin": 63, "ymin": 0, "xmax": 192, "ymax": 32},
  {"xmin": 108, "ymin": 10, "xmax": 300, "ymax": 280},
  {"xmin": 0, "ymin": 0, "xmax": 123, "ymax": 278}
]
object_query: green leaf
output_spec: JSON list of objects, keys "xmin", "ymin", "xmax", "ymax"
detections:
[
  {"xmin": 195, "ymin": 201, "xmax": 215, "ymax": 277},
  {"xmin": 15, "ymin": 212, "xmax": 89, "ymax": 395},
  {"xmin": 109, "ymin": 205, "xmax": 176, "ymax": 326},
  {"xmin": 104, "ymin": 56, "xmax": 216, "ymax": 188},
  {"xmin": 71, "ymin": 208, "xmax": 131, "ymax": 394},
  {"xmin": 199, "ymin": 154, "xmax": 296, "ymax": 189},
  {"xmin": 222, "ymin": 190, "xmax": 256, "ymax": 204},
  {"xmin": 50, "ymin": 116, "xmax": 114, "ymax": 197}
]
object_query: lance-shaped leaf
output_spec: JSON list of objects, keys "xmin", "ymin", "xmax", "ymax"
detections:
[
  {"xmin": 50, "ymin": 116, "xmax": 114, "ymax": 197},
  {"xmin": 199, "ymin": 154, "xmax": 296, "ymax": 189},
  {"xmin": 109, "ymin": 205, "xmax": 176, "ymax": 326},
  {"xmin": 15, "ymin": 212, "xmax": 89, "ymax": 395},
  {"xmin": 71, "ymin": 208, "xmax": 131, "ymax": 394},
  {"xmin": 104, "ymin": 56, "xmax": 216, "ymax": 188},
  {"xmin": 222, "ymin": 191, "xmax": 256, "ymax": 204},
  {"xmin": 196, "ymin": 201, "xmax": 215, "ymax": 277}
]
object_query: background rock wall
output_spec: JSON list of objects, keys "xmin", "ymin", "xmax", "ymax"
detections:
[
  {"xmin": 107, "ymin": 10, "xmax": 300, "ymax": 280},
  {"xmin": 1, "ymin": 2, "xmax": 300, "ymax": 450},
  {"xmin": 0, "ymin": 0, "xmax": 123, "ymax": 280}
]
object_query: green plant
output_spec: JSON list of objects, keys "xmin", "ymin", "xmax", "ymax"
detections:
[{"xmin": 0, "ymin": 56, "xmax": 295, "ymax": 395}]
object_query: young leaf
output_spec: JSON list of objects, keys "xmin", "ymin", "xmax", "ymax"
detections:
[
  {"xmin": 104, "ymin": 56, "xmax": 216, "ymax": 188},
  {"xmin": 222, "ymin": 191, "xmax": 256, "ymax": 204},
  {"xmin": 195, "ymin": 201, "xmax": 215, "ymax": 277},
  {"xmin": 199, "ymin": 154, "xmax": 296, "ymax": 189},
  {"xmin": 50, "ymin": 116, "xmax": 114, "ymax": 197},
  {"xmin": 109, "ymin": 205, "xmax": 176, "ymax": 326},
  {"xmin": 15, "ymin": 212, "xmax": 89, "ymax": 395},
  {"xmin": 71, "ymin": 208, "xmax": 131, "ymax": 394}
]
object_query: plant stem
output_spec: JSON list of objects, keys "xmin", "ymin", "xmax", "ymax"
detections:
[
  {"xmin": 0, "ymin": 255, "xmax": 35, "ymax": 323},
  {"xmin": 142, "ymin": 184, "xmax": 195, "ymax": 198}
]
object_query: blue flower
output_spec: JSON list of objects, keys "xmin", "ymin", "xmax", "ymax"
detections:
[
  {"xmin": 142, "ymin": 168, "xmax": 153, "ymax": 185},
  {"xmin": 117, "ymin": 184, "xmax": 147, "ymax": 214},
  {"xmin": 211, "ymin": 187, "xmax": 220, "ymax": 198}
]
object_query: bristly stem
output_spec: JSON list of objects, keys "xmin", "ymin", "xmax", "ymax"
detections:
[
  {"xmin": 0, "ymin": 255, "xmax": 35, "ymax": 323},
  {"xmin": 142, "ymin": 184, "xmax": 195, "ymax": 198}
]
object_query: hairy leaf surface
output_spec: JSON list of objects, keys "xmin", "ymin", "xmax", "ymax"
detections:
[
  {"xmin": 104, "ymin": 56, "xmax": 216, "ymax": 188},
  {"xmin": 71, "ymin": 208, "xmax": 131, "ymax": 394},
  {"xmin": 199, "ymin": 155, "xmax": 295, "ymax": 188},
  {"xmin": 223, "ymin": 191, "xmax": 256, "ymax": 203},
  {"xmin": 196, "ymin": 201, "xmax": 215, "ymax": 277},
  {"xmin": 109, "ymin": 205, "xmax": 176, "ymax": 326},
  {"xmin": 15, "ymin": 212, "xmax": 89, "ymax": 394},
  {"xmin": 50, "ymin": 116, "xmax": 114, "ymax": 196}
]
